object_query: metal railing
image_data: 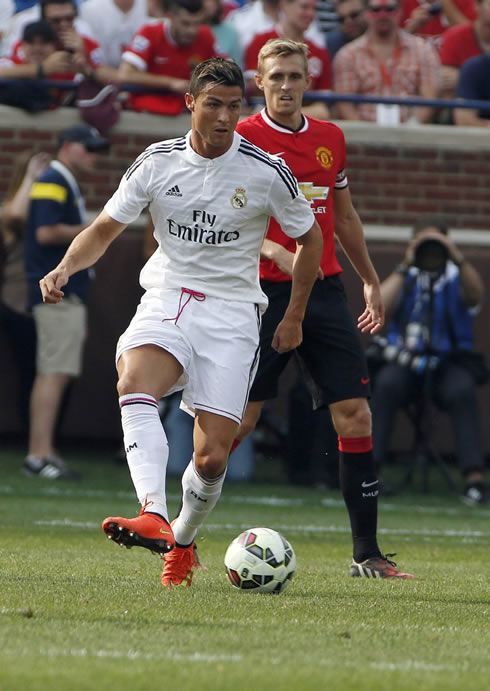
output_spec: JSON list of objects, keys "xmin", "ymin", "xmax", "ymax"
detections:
[{"xmin": 0, "ymin": 79, "xmax": 489, "ymax": 111}]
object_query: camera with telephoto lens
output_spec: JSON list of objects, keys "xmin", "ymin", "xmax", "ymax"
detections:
[
  {"xmin": 366, "ymin": 336, "xmax": 440, "ymax": 375},
  {"xmin": 413, "ymin": 236, "xmax": 448, "ymax": 274}
]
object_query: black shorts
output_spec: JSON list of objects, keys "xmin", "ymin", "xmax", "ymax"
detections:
[{"xmin": 249, "ymin": 276, "xmax": 371, "ymax": 405}]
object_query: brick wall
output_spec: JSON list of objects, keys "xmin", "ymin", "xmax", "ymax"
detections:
[
  {"xmin": 1, "ymin": 107, "xmax": 490, "ymax": 230},
  {"xmin": 1, "ymin": 106, "xmax": 489, "ymax": 452}
]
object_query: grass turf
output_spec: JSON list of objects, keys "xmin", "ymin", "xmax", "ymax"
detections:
[{"xmin": 0, "ymin": 446, "xmax": 489, "ymax": 691}]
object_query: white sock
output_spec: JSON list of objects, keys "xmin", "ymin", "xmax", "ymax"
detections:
[
  {"xmin": 172, "ymin": 457, "xmax": 226, "ymax": 546},
  {"xmin": 120, "ymin": 393, "xmax": 169, "ymax": 521}
]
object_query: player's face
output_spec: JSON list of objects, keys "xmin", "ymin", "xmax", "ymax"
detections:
[
  {"xmin": 186, "ymin": 84, "xmax": 243, "ymax": 158},
  {"xmin": 170, "ymin": 8, "xmax": 204, "ymax": 46},
  {"xmin": 256, "ymin": 54, "xmax": 311, "ymax": 126}
]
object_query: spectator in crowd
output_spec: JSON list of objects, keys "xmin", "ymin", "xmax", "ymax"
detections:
[
  {"xmin": 0, "ymin": 148, "xmax": 50, "ymax": 434},
  {"xmin": 118, "ymin": 0, "xmax": 217, "ymax": 115},
  {"xmin": 439, "ymin": 0, "xmax": 490, "ymax": 99},
  {"xmin": 8, "ymin": 1, "xmax": 117, "ymax": 83},
  {"xmin": 79, "ymin": 0, "xmax": 149, "ymax": 69},
  {"xmin": 454, "ymin": 53, "xmax": 490, "ymax": 126},
  {"xmin": 400, "ymin": 0, "xmax": 476, "ymax": 46},
  {"xmin": 245, "ymin": 0, "xmax": 332, "ymax": 119},
  {"xmin": 203, "ymin": 0, "xmax": 242, "ymax": 66},
  {"xmin": 0, "ymin": 20, "xmax": 73, "ymax": 109},
  {"xmin": 326, "ymin": 0, "xmax": 367, "ymax": 58},
  {"xmin": 227, "ymin": 0, "xmax": 324, "ymax": 54},
  {"xmin": 333, "ymin": 0, "xmax": 441, "ymax": 124},
  {"xmin": 371, "ymin": 219, "xmax": 489, "ymax": 506},
  {"xmin": 0, "ymin": 0, "xmax": 95, "ymax": 57},
  {"xmin": 23, "ymin": 124, "xmax": 110, "ymax": 480}
]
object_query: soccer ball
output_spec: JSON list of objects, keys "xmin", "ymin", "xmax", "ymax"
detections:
[{"xmin": 224, "ymin": 527, "xmax": 296, "ymax": 594}]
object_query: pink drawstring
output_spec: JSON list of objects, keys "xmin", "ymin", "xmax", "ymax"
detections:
[{"xmin": 162, "ymin": 287, "xmax": 206, "ymax": 325}]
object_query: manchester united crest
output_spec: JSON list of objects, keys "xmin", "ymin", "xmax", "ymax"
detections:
[
  {"xmin": 315, "ymin": 146, "xmax": 334, "ymax": 169},
  {"xmin": 231, "ymin": 187, "xmax": 247, "ymax": 209}
]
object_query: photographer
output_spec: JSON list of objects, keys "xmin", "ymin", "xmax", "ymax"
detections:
[{"xmin": 370, "ymin": 219, "xmax": 489, "ymax": 505}]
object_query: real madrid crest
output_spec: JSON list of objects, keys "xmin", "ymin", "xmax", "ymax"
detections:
[
  {"xmin": 315, "ymin": 146, "xmax": 334, "ymax": 169},
  {"xmin": 231, "ymin": 187, "xmax": 247, "ymax": 209}
]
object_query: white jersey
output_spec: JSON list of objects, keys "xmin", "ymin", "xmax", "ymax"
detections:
[{"xmin": 104, "ymin": 130, "xmax": 314, "ymax": 308}]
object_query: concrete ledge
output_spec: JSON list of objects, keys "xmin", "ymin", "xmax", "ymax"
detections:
[{"xmin": 1, "ymin": 104, "xmax": 489, "ymax": 152}]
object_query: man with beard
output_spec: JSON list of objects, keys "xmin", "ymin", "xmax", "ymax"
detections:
[
  {"xmin": 118, "ymin": 0, "xmax": 218, "ymax": 115},
  {"xmin": 333, "ymin": 0, "xmax": 440, "ymax": 123}
]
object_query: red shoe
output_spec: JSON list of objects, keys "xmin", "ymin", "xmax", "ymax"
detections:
[
  {"xmin": 349, "ymin": 553, "xmax": 416, "ymax": 579},
  {"xmin": 161, "ymin": 542, "xmax": 196, "ymax": 587},
  {"xmin": 102, "ymin": 509, "xmax": 175, "ymax": 556}
]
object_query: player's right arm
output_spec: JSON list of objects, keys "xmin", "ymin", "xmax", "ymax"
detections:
[{"xmin": 40, "ymin": 210, "xmax": 127, "ymax": 303}]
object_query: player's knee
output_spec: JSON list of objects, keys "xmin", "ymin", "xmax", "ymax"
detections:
[
  {"xmin": 117, "ymin": 371, "xmax": 141, "ymax": 397},
  {"xmin": 332, "ymin": 399, "xmax": 372, "ymax": 437},
  {"xmin": 194, "ymin": 449, "xmax": 228, "ymax": 479}
]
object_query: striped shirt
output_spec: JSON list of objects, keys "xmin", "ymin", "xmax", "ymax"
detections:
[
  {"xmin": 333, "ymin": 31, "xmax": 441, "ymax": 121},
  {"xmin": 104, "ymin": 131, "xmax": 314, "ymax": 307}
]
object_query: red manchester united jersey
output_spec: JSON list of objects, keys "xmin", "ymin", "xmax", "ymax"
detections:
[
  {"xmin": 236, "ymin": 109, "xmax": 346, "ymax": 282},
  {"xmin": 121, "ymin": 20, "xmax": 217, "ymax": 115},
  {"xmin": 245, "ymin": 29, "xmax": 331, "ymax": 91}
]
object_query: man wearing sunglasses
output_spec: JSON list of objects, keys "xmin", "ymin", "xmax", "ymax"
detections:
[
  {"xmin": 8, "ymin": 1, "xmax": 116, "ymax": 83},
  {"xmin": 333, "ymin": 0, "xmax": 440, "ymax": 123},
  {"xmin": 326, "ymin": 0, "xmax": 368, "ymax": 59}
]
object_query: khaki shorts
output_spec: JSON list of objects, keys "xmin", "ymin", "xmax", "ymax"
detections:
[{"xmin": 33, "ymin": 295, "xmax": 87, "ymax": 376}]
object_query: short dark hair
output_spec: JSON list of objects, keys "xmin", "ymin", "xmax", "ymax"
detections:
[
  {"xmin": 22, "ymin": 20, "xmax": 58, "ymax": 44},
  {"xmin": 189, "ymin": 57, "xmax": 244, "ymax": 98},
  {"xmin": 412, "ymin": 217, "xmax": 449, "ymax": 237},
  {"xmin": 167, "ymin": 0, "xmax": 203, "ymax": 14},
  {"xmin": 40, "ymin": 0, "xmax": 77, "ymax": 19}
]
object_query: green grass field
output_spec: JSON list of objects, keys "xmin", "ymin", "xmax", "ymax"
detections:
[{"xmin": 1, "ymin": 446, "xmax": 489, "ymax": 691}]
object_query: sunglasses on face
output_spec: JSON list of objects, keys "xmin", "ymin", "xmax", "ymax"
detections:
[
  {"xmin": 367, "ymin": 5, "xmax": 399, "ymax": 12},
  {"xmin": 338, "ymin": 9, "xmax": 364, "ymax": 22},
  {"xmin": 48, "ymin": 14, "xmax": 76, "ymax": 24}
]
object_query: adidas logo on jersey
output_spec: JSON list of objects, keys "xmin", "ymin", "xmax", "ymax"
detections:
[{"xmin": 165, "ymin": 185, "xmax": 182, "ymax": 197}]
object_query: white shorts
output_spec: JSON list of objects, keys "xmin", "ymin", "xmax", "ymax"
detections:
[{"xmin": 116, "ymin": 287, "xmax": 263, "ymax": 424}]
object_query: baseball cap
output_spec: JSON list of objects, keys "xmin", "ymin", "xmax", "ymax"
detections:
[{"xmin": 58, "ymin": 124, "xmax": 111, "ymax": 152}]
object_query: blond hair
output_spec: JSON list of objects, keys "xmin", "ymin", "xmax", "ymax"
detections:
[{"xmin": 257, "ymin": 38, "xmax": 309, "ymax": 76}]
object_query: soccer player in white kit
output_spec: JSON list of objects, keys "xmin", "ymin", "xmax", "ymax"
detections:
[{"xmin": 39, "ymin": 57, "xmax": 323, "ymax": 587}]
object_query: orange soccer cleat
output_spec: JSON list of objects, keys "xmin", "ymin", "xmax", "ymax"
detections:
[
  {"xmin": 349, "ymin": 553, "xmax": 416, "ymax": 579},
  {"xmin": 102, "ymin": 508, "xmax": 175, "ymax": 556},
  {"xmin": 161, "ymin": 542, "xmax": 197, "ymax": 587}
]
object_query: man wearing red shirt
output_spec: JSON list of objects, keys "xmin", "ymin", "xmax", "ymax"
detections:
[
  {"xmin": 10, "ymin": 0, "xmax": 115, "ymax": 85},
  {"xmin": 235, "ymin": 38, "xmax": 415, "ymax": 579},
  {"xmin": 439, "ymin": 0, "xmax": 490, "ymax": 96},
  {"xmin": 244, "ymin": 0, "xmax": 331, "ymax": 119},
  {"xmin": 400, "ymin": 0, "xmax": 476, "ymax": 46},
  {"xmin": 119, "ymin": 0, "xmax": 218, "ymax": 115}
]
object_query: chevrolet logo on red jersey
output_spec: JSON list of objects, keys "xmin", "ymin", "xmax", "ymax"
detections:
[{"xmin": 299, "ymin": 182, "xmax": 329, "ymax": 203}]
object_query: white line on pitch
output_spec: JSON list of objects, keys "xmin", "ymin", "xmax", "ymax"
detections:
[{"xmin": 33, "ymin": 519, "xmax": 489, "ymax": 539}]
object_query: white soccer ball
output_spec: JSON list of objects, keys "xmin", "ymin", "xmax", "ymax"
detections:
[{"xmin": 224, "ymin": 527, "xmax": 296, "ymax": 594}]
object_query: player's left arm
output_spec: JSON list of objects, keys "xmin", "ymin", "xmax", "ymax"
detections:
[
  {"xmin": 333, "ymin": 186, "xmax": 384, "ymax": 333},
  {"xmin": 272, "ymin": 220, "xmax": 323, "ymax": 353}
]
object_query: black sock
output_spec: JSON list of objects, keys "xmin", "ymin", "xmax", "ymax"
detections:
[{"xmin": 338, "ymin": 436, "xmax": 382, "ymax": 563}]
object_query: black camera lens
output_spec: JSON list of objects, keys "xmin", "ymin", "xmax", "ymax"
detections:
[{"xmin": 413, "ymin": 238, "xmax": 448, "ymax": 273}]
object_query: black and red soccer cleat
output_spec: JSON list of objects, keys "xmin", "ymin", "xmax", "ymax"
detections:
[
  {"xmin": 349, "ymin": 553, "xmax": 416, "ymax": 579},
  {"xmin": 102, "ymin": 509, "xmax": 175, "ymax": 556}
]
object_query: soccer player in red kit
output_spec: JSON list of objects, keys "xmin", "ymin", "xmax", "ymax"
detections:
[{"xmin": 235, "ymin": 38, "xmax": 415, "ymax": 579}]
